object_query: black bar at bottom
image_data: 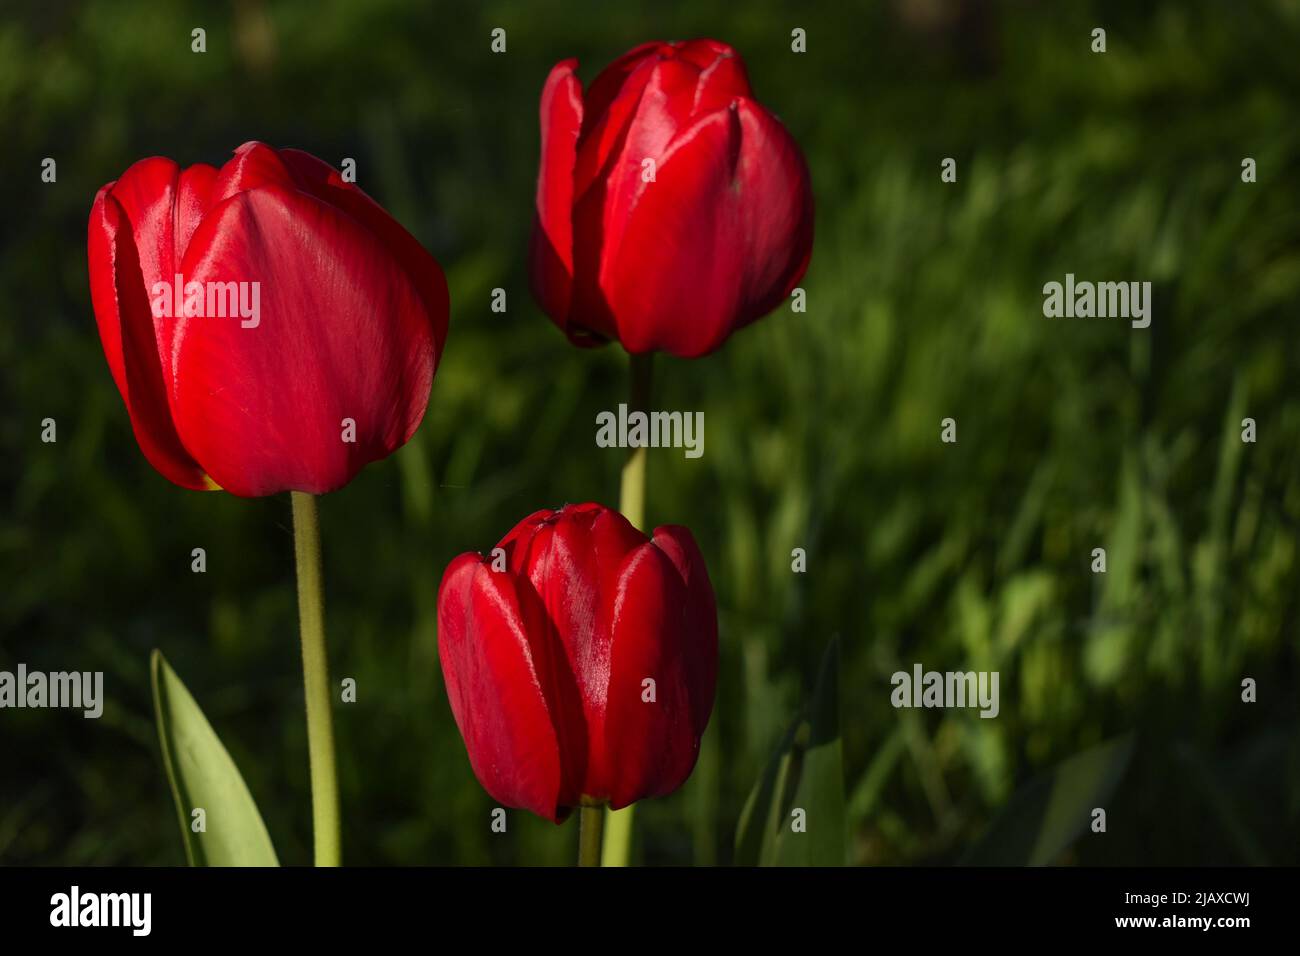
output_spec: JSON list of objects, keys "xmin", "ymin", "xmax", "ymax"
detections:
[{"xmin": 0, "ymin": 865, "xmax": 1276, "ymax": 942}]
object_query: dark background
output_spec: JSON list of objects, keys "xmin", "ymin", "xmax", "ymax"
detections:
[{"xmin": 2, "ymin": 0, "xmax": 1298, "ymax": 865}]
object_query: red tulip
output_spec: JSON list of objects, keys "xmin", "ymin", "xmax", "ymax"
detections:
[
  {"xmin": 529, "ymin": 38, "xmax": 813, "ymax": 359},
  {"xmin": 437, "ymin": 503, "xmax": 718, "ymax": 821},
  {"xmin": 88, "ymin": 141, "xmax": 448, "ymax": 497}
]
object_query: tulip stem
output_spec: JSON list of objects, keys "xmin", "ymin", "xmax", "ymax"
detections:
[
  {"xmin": 578, "ymin": 804, "xmax": 606, "ymax": 867},
  {"xmin": 604, "ymin": 351, "xmax": 654, "ymax": 867},
  {"xmin": 616, "ymin": 352, "xmax": 653, "ymax": 531},
  {"xmin": 291, "ymin": 491, "xmax": 341, "ymax": 867}
]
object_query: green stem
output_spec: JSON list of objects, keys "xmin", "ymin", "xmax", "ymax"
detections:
[
  {"xmin": 603, "ymin": 351, "xmax": 654, "ymax": 867},
  {"xmin": 291, "ymin": 491, "xmax": 341, "ymax": 867},
  {"xmin": 617, "ymin": 352, "xmax": 653, "ymax": 531},
  {"xmin": 578, "ymin": 804, "xmax": 605, "ymax": 867}
]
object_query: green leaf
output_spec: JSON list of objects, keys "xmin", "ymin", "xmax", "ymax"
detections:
[
  {"xmin": 734, "ymin": 721, "xmax": 797, "ymax": 866},
  {"xmin": 961, "ymin": 733, "xmax": 1135, "ymax": 866},
  {"xmin": 150, "ymin": 650, "xmax": 279, "ymax": 866},
  {"xmin": 735, "ymin": 638, "xmax": 846, "ymax": 866}
]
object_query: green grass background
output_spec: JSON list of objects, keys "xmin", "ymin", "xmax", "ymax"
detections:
[{"xmin": 2, "ymin": 0, "xmax": 1298, "ymax": 865}]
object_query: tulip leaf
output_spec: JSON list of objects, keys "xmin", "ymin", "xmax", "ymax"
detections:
[
  {"xmin": 151, "ymin": 650, "xmax": 279, "ymax": 866},
  {"xmin": 735, "ymin": 637, "xmax": 846, "ymax": 865},
  {"xmin": 961, "ymin": 733, "xmax": 1135, "ymax": 866},
  {"xmin": 734, "ymin": 721, "xmax": 798, "ymax": 866}
]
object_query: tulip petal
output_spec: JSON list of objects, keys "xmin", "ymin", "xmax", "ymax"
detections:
[
  {"xmin": 602, "ymin": 541, "xmax": 700, "ymax": 808},
  {"xmin": 105, "ymin": 155, "xmax": 215, "ymax": 297},
  {"xmin": 510, "ymin": 505, "xmax": 645, "ymax": 797},
  {"xmin": 568, "ymin": 56, "xmax": 701, "ymax": 345},
  {"xmin": 600, "ymin": 98, "xmax": 812, "ymax": 357},
  {"xmin": 437, "ymin": 554, "xmax": 581, "ymax": 822},
  {"xmin": 674, "ymin": 38, "xmax": 742, "ymax": 71},
  {"xmin": 175, "ymin": 163, "xmax": 221, "ymax": 257},
  {"xmin": 88, "ymin": 182, "xmax": 210, "ymax": 489},
  {"xmin": 214, "ymin": 142, "xmax": 450, "ymax": 362},
  {"xmin": 496, "ymin": 502, "xmax": 607, "ymax": 570},
  {"xmin": 209, "ymin": 141, "xmax": 300, "ymax": 203},
  {"xmin": 572, "ymin": 53, "xmax": 661, "ymax": 201},
  {"xmin": 528, "ymin": 59, "xmax": 584, "ymax": 332},
  {"xmin": 678, "ymin": 41, "xmax": 753, "ymax": 120},
  {"xmin": 730, "ymin": 98, "xmax": 815, "ymax": 325},
  {"xmin": 103, "ymin": 157, "xmax": 221, "ymax": 383},
  {"xmin": 650, "ymin": 525, "xmax": 719, "ymax": 737},
  {"xmin": 170, "ymin": 183, "xmax": 433, "ymax": 496},
  {"xmin": 590, "ymin": 56, "xmax": 703, "ymax": 248},
  {"xmin": 578, "ymin": 40, "xmax": 662, "ymax": 143},
  {"xmin": 596, "ymin": 105, "xmax": 743, "ymax": 356},
  {"xmin": 278, "ymin": 148, "xmax": 450, "ymax": 363}
]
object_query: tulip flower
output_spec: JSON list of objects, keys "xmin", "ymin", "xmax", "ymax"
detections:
[
  {"xmin": 88, "ymin": 140, "xmax": 448, "ymax": 498},
  {"xmin": 529, "ymin": 38, "xmax": 814, "ymax": 359},
  {"xmin": 88, "ymin": 142, "xmax": 448, "ymax": 867},
  {"xmin": 437, "ymin": 503, "xmax": 718, "ymax": 861}
]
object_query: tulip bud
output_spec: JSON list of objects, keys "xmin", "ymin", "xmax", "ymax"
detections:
[
  {"xmin": 87, "ymin": 141, "xmax": 449, "ymax": 497},
  {"xmin": 529, "ymin": 39, "xmax": 814, "ymax": 359},
  {"xmin": 437, "ymin": 503, "xmax": 718, "ymax": 822}
]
